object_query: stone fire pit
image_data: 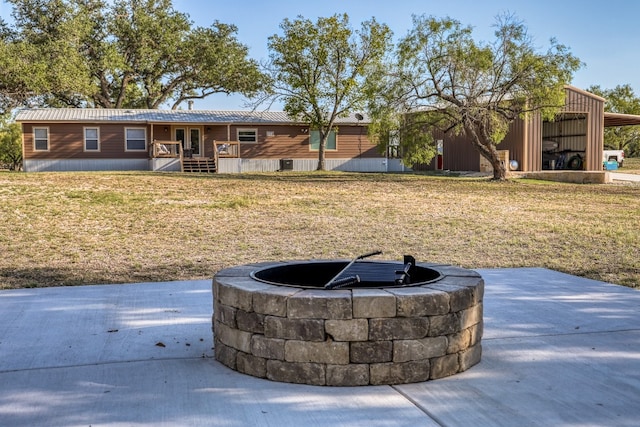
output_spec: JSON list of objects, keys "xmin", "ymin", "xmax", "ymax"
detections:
[{"xmin": 213, "ymin": 258, "xmax": 483, "ymax": 386}]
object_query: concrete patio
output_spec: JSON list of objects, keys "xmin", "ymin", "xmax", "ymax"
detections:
[{"xmin": 1, "ymin": 268, "xmax": 639, "ymax": 426}]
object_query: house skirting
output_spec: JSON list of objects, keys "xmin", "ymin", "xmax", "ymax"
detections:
[
  {"xmin": 217, "ymin": 158, "xmax": 408, "ymax": 173},
  {"xmin": 150, "ymin": 157, "xmax": 182, "ymax": 172},
  {"xmin": 23, "ymin": 157, "xmax": 408, "ymax": 173},
  {"xmin": 23, "ymin": 159, "xmax": 149, "ymax": 172}
]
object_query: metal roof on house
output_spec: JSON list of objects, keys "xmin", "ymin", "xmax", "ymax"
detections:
[{"xmin": 14, "ymin": 108, "xmax": 370, "ymax": 125}]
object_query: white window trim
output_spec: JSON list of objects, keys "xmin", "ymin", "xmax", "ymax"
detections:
[
  {"xmin": 33, "ymin": 126, "xmax": 50, "ymax": 151},
  {"xmin": 83, "ymin": 126, "xmax": 100, "ymax": 152},
  {"xmin": 237, "ymin": 128, "xmax": 258, "ymax": 144},
  {"xmin": 309, "ymin": 130, "xmax": 338, "ymax": 151},
  {"xmin": 125, "ymin": 127, "xmax": 147, "ymax": 152}
]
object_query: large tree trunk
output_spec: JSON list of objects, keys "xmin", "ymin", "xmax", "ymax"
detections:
[
  {"xmin": 464, "ymin": 121, "xmax": 507, "ymax": 180},
  {"xmin": 316, "ymin": 134, "xmax": 327, "ymax": 171},
  {"xmin": 480, "ymin": 142, "xmax": 506, "ymax": 180},
  {"xmin": 488, "ymin": 152, "xmax": 507, "ymax": 180}
]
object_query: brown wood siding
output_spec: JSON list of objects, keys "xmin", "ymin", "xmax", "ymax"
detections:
[
  {"xmin": 203, "ymin": 126, "xmax": 228, "ymax": 157},
  {"xmin": 207, "ymin": 124, "xmax": 378, "ymax": 159},
  {"xmin": 330, "ymin": 125, "xmax": 378, "ymax": 158},
  {"xmin": 23, "ymin": 122, "xmax": 379, "ymax": 161},
  {"xmin": 151, "ymin": 124, "xmax": 173, "ymax": 142},
  {"xmin": 22, "ymin": 123, "xmax": 150, "ymax": 159}
]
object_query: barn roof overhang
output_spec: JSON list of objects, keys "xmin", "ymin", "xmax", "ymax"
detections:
[{"xmin": 604, "ymin": 112, "xmax": 640, "ymax": 127}]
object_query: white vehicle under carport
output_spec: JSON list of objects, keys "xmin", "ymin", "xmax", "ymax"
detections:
[{"xmin": 603, "ymin": 149, "xmax": 624, "ymax": 168}]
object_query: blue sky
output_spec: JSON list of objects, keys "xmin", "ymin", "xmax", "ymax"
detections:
[{"xmin": 2, "ymin": 0, "xmax": 640, "ymax": 110}]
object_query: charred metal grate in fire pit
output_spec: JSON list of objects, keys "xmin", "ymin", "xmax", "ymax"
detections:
[{"xmin": 251, "ymin": 254, "xmax": 442, "ymax": 289}]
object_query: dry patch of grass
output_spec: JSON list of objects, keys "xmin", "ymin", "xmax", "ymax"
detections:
[{"xmin": 0, "ymin": 171, "xmax": 638, "ymax": 289}]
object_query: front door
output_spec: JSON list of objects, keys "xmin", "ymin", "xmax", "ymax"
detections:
[{"xmin": 175, "ymin": 127, "xmax": 202, "ymax": 157}]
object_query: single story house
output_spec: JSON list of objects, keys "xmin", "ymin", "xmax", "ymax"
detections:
[{"xmin": 16, "ymin": 109, "xmax": 406, "ymax": 173}]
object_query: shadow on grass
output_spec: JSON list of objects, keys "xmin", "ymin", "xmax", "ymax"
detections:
[
  {"xmin": 1, "ymin": 267, "xmax": 77, "ymax": 289},
  {"xmin": 0, "ymin": 265, "xmax": 212, "ymax": 289}
]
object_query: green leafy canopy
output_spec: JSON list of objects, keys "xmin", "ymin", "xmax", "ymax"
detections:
[
  {"xmin": 258, "ymin": 13, "xmax": 392, "ymax": 170},
  {"xmin": 0, "ymin": 0, "xmax": 267, "ymax": 111},
  {"xmin": 368, "ymin": 14, "xmax": 582, "ymax": 179}
]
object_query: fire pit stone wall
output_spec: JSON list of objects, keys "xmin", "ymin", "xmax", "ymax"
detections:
[{"xmin": 213, "ymin": 262, "xmax": 483, "ymax": 386}]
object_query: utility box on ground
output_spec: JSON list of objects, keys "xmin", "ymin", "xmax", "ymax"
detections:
[{"xmin": 280, "ymin": 158, "xmax": 293, "ymax": 171}]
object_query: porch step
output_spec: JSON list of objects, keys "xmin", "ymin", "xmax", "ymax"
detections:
[{"xmin": 182, "ymin": 158, "xmax": 217, "ymax": 173}]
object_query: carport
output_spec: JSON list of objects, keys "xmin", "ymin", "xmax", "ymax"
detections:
[
  {"xmin": 604, "ymin": 112, "xmax": 640, "ymax": 127},
  {"xmin": 604, "ymin": 112, "xmax": 640, "ymax": 169},
  {"xmin": 539, "ymin": 101, "xmax": 640, "ymax": 172}
]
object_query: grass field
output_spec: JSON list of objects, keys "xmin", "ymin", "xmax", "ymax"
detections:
[
  {"xmin": 0, "ymin": 171, "xmax": 638, "ymax": 289},
  {"xmin": 618, "ymin": 157, "xmax": 640, "ymax": 173}
]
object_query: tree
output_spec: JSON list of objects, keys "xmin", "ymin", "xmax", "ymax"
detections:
[
  {"xmin": 258, "ymin": 14, "xmax": 392, "ymax": 170},
  {"xmin": 1, "ymin": 0, "xmax": 266, "ymax": 111},
  {"xmin": 369, "ymin": 14, "xmax": 582, "ymax": 180},
  {"xmin": 0, "ymin": 118, "xmax": 22, "ymax": 170},
  {"xmin": 587, "ymin": 84, "xmax": 640, "ymax": 157},
  {"xmin": 2, "ymin": 0, "xmax": 101, "ymax": 109}
]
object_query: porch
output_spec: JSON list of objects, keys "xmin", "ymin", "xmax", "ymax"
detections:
[{"xmin": 149, "ymin": 140, "xmax": 240, "ymax": 173}]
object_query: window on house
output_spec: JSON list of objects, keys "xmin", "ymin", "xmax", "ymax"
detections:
[
  {"xmin": 33, "ymin": 127, "xmax": 49, "ymax": 151},
  {"xmin": 237, "ymin": 128, "xmax": 258, "ymax": 143},
  {"xmin": 84, "ymin": 127, "xmax": 100, "ymax": 151},
  {"xmin": 125, "ymin": 127, "xmax": 147, "ymax": 151},
  {"xmin": 310, "ymin": 130, "xmax": 337, "ymax": 151}
]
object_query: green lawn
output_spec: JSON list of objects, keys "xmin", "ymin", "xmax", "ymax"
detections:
[{"xmin": 0, "ymin": 171, "xmax": 638, "ymax": 289}]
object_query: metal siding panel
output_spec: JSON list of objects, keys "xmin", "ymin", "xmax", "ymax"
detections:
[
  {"xmin": 443, "ymin": 135, "xmax": 480, "ymax": 171},
  {"xmin": 497, "ymin": 118, "xmax": 525, "ymax": 171},
  {"xmin": 589, "ymin": 100, "xmax": 605, "ymax": 170},
  {"xmin": 293, "ymin": 158, "xmax": 388, "ymax": 172},
  {"xmin": 217, "ymin": 158, "xmax": 242, "ymax": 173},
  {"xmin": 418, "ymin": 87, "xmax": 602, "ymax": 173},
  {"xmin": 529, "ymin": 114, "xmax": 542, "ymax": 171},
  {"xmin": 563, "ymin": 87, "xmax": 605, "ymax": 171},
  {"xmin": 23, "ymin": 159, "xmax": 149, "ymax": 172},
  {"xmin": 217, "ymin": 158, "xmax": 389, "ymax": 173},
  {"xmin": 241, "ymin": 159, "xmax": 281, "ymax": 172},
  {"xmin": 330, "ymin": 158, "xmax": 388, "ymax": 172},
  {"xmin": 150, "ymin": 158, "xmax": 181, "ymax": 172},
  {"xmin": 292, "ymin": 159, "xmax": 317, "ymax": 171}
]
